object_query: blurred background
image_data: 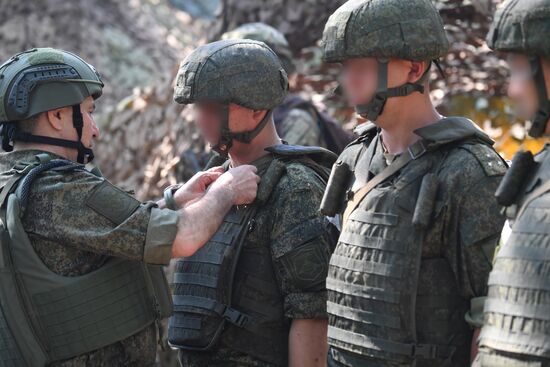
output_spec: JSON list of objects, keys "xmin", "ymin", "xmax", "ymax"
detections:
[{"xmin": 1, "ymin": 0, "xmax": 547, "ymax": 364}]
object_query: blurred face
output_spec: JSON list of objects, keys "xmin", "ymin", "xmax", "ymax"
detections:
[
  {"xmin": 341, "ymin": 58, "xmax": 379, "ymax": 106},
  {"xmin": 506, "ymin": 53, "xmax": 539, "ymax": 120},
  {"xmin": 341, "ymin": 57, "xmax": 425, "ymax": 109},
  {"xmin": 194, "ymin": 101, "xmax": 265, "ymax": 148},
  {"xmin": 194, "ymin": 102, "xmax": 223, "ymax": 145}
]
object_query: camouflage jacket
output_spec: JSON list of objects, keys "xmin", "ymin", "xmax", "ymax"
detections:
[
  {"xmin": 179, "ymin": 151, "xmax": 337, "ymax": 367},
  {"xmin": 0, "ymin": 149, "xmax": 179, "ymax": 367}
]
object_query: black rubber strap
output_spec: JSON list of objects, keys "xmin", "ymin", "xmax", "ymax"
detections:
[
  {"xmin": 16, "ymin": 159, "xmax": 83, "ymax": 211},
  {"xmin": 355, "ymin": 59, "xmax": 428, "ymax": 121},
  {"xmin": 163, "ymin": 186, "xmax": 179, "ymax": 210}
]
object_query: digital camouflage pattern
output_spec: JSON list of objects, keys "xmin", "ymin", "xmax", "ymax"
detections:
[
  {"xmin": 174, "ymin": 39, "xmax": 288, "ymax": 110},
  {"xmin": 321, "ymin": 0, "xmax": 449, "ymax": 63},
  {"xmin": 179, "ymin": 152, "xmax": 336, "ymax": 367},
  {"xmin": 221, "ymin": 22, "xmax": 295, "ymax": 74},
  {"xmin": 486, "ymin": 0, "xmax": 550, "ymax": 56},
  {"xmin": 277, "ymin": 107, "xmax": 325, "ymax": 148},
  {"xmin": 0, "ymin": 149, "xmax": 179, "ymax": 366},
  {"xmin": 326, "ymin": 119, "xmax": 507, "ymax": 366}
]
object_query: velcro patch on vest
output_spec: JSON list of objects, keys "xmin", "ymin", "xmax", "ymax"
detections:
[
  {"xmin": 86, "ymin": 181, "xmax": 141, "ymax": 225},
  {"xmin": 460, "ymin": 144, "xmax": 507, "ymax": 177}
]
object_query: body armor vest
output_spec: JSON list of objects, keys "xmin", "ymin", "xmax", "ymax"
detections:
[
  {"xmin": 168, "ymin": 145, "xmax": 335, "ymax": 366},
  {"xmin": 325, "ymin": 117, "xmax": 498, "ymax": 366},
  {"xmin": 0, "ymin": 156, "xmax": 172, "ymax": 366},
  {"xmin": 479, "ymin": 145, "xmax": 550, "ymax": 359}
]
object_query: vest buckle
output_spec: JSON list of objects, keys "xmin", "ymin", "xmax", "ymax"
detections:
[
  {"xmin": 222, "ymin": 306, "xmax": 249, "ymax": 328},
  {"xmin": 408, "ymin": 140, "xmax": 428, "ymax": 160}
]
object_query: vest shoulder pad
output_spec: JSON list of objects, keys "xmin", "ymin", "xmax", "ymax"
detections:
[
  {"xmin": 265, "ymin": 144, "xmax": 337, "ymax": 168},
  {"xmin": 416, "ymin": 117, "xmax": 495, "ymax": 148}
]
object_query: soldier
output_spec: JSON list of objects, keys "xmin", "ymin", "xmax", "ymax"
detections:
[
  {"xmin": 318, "ymin": 0, "xmax": 508, "ymax": 366},
  {"xmin": 0, "ymin": 47, "xmax": 259, "ymax": 366},
  {"xmin": 221, "ymin": 22, "xmax": 353, "ymax": 154},
  {"xmin": 474, "ymin": 1, "xmax": 550, "ymax": 366},
  {"xmin": 167, "ymin": 39, "xmax": 338, "ymax": 367}
]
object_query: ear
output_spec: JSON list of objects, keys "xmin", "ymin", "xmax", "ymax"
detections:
[
  {"xmin": 45, "ymin": 107, "xmax": 69, "ymax": 131},
  {"xmin": 407, "ymin": 60, "xmax": 429, "ymax": 84}
]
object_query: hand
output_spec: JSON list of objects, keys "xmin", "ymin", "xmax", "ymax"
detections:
[
  {"xmin": 174, "ymin": 167, "xmax": 224, "ymax": 207},
  {"xmin": 210, "ymin": 165, "xmax": 260, "ymax": 205}
]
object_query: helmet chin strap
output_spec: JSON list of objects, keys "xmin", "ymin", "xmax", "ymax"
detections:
[
  {"xmin": 211, "ymin": 105, "xmax": 273, "ymax": 158},
  {"xmin": 355, "ymin": 58, "xmax": 430, "ymax": 121},
  {"xmin": 528, "ymin": 56, "xmax": 550, "ymax": 138},
  {"xmin": 11, "ymin": 105, "xmax": 94, "ymax": 164}
]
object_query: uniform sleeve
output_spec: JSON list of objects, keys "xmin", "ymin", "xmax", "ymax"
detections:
[
  {"xmin": 279, "ymin": 108, "xmax": 324, "ymax": 148},
  {"xmin": 269, "ymin": 166, "xmax": 337, "ymax": 319},
  {"xmin": 455, "ymin": 174, "xmax": 506, "ymax": 327},
  {"xmin": 24, "ymin": 170, "xmax": 179, "ymax": 265}
]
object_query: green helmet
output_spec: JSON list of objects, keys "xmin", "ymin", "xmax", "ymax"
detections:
[
  {"xmin": 0, "ymin": 48, "xmax": 104, "ymax": 163},
  {"xmin": 321, "ymin": 0, "xmax": 449, "ymax": 121},
  {"xmin": 221, "ymin": 22, "xmax": 295, "ymax": 74},
  {"xmin": 174, "ymin": 39, "xmax": 288, "ymax": 155},
  {"xmin": 487, "ymin": 0, "xmax": 550, "ymax": 138},
  {"xmin": 0, "ymin": 48, "xmax": 103, "ymax": 123}
]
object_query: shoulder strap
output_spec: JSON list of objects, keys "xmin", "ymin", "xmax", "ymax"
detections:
[
  {"xmin": 343, "ymin": 139, "xmax": 429, "ymax": 226},
  {"xmin": 343, "ymin": 148, "xmax": 415, "ymax": 225}
]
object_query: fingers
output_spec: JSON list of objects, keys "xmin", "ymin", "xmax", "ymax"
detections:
[
  {"xmin": 201, "ymin": 171, "xmax": 223, "ymax": 186},
  {"xmin": 206, "ymin": 166, "xmax": 225, "ymax": 173}
]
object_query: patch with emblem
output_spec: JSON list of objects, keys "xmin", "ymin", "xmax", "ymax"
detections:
[
  {"xmin": 86, "ymin": 181, "xmax": 141, "ymax": 225},
  {"xmin": 279, "ymin": 243, "xmax": 328, "ymax": 290}
]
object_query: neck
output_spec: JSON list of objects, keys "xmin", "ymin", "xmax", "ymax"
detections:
[
  {"xmin": 229, "ymin": 121, "xmax": 282, "ymax": 167},
  {"xmin": 13, "ymin": 142, "xmax": 73, "ymax": 160},
  {"xmin": 376, "ymin": 92, "xmax": 441, "ymax": 155}
]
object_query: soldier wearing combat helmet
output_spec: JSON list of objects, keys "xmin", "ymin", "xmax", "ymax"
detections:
[
  {"xmin": 168, "ymin": 39, "xmax": 338, "ymax": 367},
  {"xmin": 474, "ymin": 1, "xmax": 550, "ymax": 366},
  {"xmin": 0, "ymin": 47, "xmax": 259, "ymax": 366},
  {"xmin": 319, "ymin": 0, "xmax": 508, "ymax": 365}
]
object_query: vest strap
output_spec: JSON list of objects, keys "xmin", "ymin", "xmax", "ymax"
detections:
[
  {"xmin": 328, "ymin": 326, "xmax": 455, "ymax": 360},
  {"xmin": 343, "ymin": 139, "xmax": 428, "ymax": 225}
]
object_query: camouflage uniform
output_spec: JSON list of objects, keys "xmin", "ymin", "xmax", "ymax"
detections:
[
  {"xmin": 319, "ymin": 1, "xmax": 507, "ymax": 365},
  {"xmin": 169, "ymin": 40, "xmax": 337, "ymax": 366},
  {"xmin": 276, "ymin": 101, "xmax": 325, "ymax": 148},
  {"xmin": 0, "ymin": 150, "xmax": 178, "ymax": 366},
  {"xmin": 474, "ymin": 1, "xmax": 550, "ymax": 366},
  {"xmin": 0, "ymin": 49, "xmax": 178, "ymax": 366},
  {"xmin": 178, "ymin": 153, "xmax": 336, "ymax": 366}
]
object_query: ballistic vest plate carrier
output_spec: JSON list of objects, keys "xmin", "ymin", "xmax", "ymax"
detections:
[{"xmin": 0, "ymin": 155, "xmax": 172, "ymax": 366}]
